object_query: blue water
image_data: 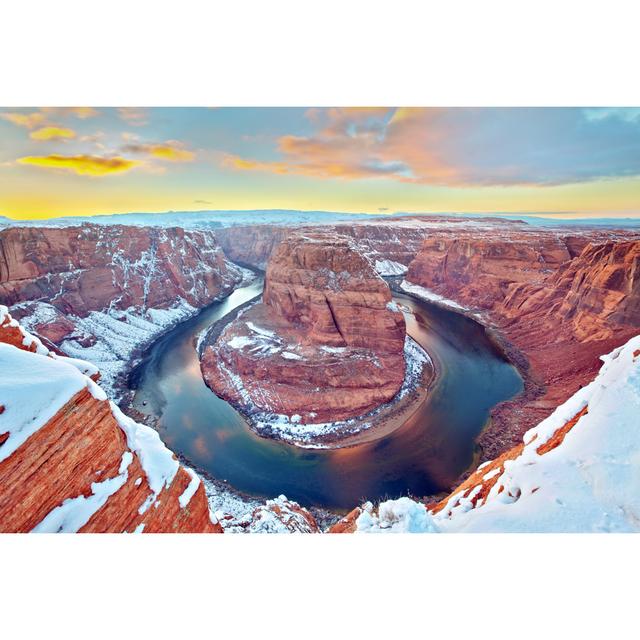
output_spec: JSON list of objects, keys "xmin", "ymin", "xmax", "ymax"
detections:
[{"xmin": 130, "ymin": 279, "xmax": 522, "ymax": 511}]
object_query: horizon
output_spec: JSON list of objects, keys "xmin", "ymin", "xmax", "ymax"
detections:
[
  {"xmin": 3, "ymin": 207, "xmax": 640, "ymax": 224},
  {"xmin": 1, "ymin": 107, "xmax": 640, "ymax": 220}
]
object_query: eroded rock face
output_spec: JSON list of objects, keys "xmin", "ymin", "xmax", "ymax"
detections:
[
  {"xmin": 0, "ymin": 307, "xmax": 221, "ymax": 534},
  {"xmin": 1, "ymin": 224, "xmax": 242, "ymax": 343},
  {"xmin": 406, "ymin": 230, "xmax": 572, "ymax": 309},
  {"xmin": 501, "ymin": 240, "xmax": 640, "ymax": 341},
  {"xmin": 202, "ymin": 232, "xmax": 406, "ymax": 424},
  {"xmin": 404, "ymin": 229, "xmax": 640, "ymax": 456}
]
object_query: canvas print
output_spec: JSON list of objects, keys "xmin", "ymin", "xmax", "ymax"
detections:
[{"xmin": 1, "ymin": 107, "xmax": 639, "ymax": 533}]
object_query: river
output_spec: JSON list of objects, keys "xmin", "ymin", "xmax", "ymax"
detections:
[{"xmin": 130, "ymin": 277, "xmax": 522, "ymax": 511}]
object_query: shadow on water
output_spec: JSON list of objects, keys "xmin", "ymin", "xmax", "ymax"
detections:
[{"xmin": 130, "ymin": 278, "xmax": 522, "ymax": 511}]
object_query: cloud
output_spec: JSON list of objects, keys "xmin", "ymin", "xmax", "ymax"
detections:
[
  {"xmin": 1, "ymin": 111, "xmax": 47, "ymax": 130},
  {"xmin": 222, "ymin": 107, "xmax": 640, "ymax": 187},
  {"xmin": 17, "ymin": 154, "xmax": 138, "ymax": 176},
  {"xmin": 41, "ymin": 107, "xmax": 100, "ymax": 119},
  {"xmin": 194, "ymin": 199, "xmax": 213, "ymax": 205},
  {"xmin": 122, "ymin": 140, "xmax": 195, "ymax": 162},
  {"xmin": 29, "ymin": 126, "xmax": 77, "ymax": 141},
  {"xmin": 117, "ymin": 107, "xmax": 149, "ymax": 126}
]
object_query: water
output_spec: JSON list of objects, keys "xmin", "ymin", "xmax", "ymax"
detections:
[{"xmin": 130, "ymin": 278, "xmax": 522, "ymax": 511}]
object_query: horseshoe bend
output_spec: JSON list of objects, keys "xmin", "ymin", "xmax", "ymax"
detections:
[{"xmin": 199, "ymin": 231, "xmax": 432, "ymax": 446}]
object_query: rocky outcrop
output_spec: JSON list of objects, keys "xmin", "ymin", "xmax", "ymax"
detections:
[
  {"xmin": 1, "ymin": 224, "xmax": 242, "ymax": 342},
  {"xmin": 219, "ymin": 495, "xmax": 320, "ymax": 533},
  {"xmin": 201, "ymin": 232, "xmax": 406, "ymax": 425},
  {"xmin": 406, "ymin": 229, "xmax": 572, "ymax": 309},
  {"xmin": 0, "ymin": 306, "xmax": 221, "ymax": 533},
  {"xmin": 0, "ymin": 224, "xmax": 246, "ymax": 396}
]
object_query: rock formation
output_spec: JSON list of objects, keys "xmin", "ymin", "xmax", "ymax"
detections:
[
  {"xmin": 403, "ymin": 229, "xmax": 640, "ymax": 455},
  {"xmin": 201, "ymin": 231, "xmax": 406, "ymax": 425},
  {"xmin": 0, "ymin": 224, "xmax": 246, "ymax": 395},
  {"xmin": 1, "ymin": 224, "xmax": 242, "ymax": 340},
  {"xmin": 0, "ymin": 306, "xmax": 221, "ymax": 533}
]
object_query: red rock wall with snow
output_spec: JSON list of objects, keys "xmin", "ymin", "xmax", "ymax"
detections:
[
  {"xmin": 0, "ymin": 307, "xmax": 221, "ymax": 533},
  {"xmin": 202, "ymin": 231, "xmax": 407, "ymax": 424}
]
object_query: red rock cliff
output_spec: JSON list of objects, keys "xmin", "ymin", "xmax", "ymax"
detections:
[
  {"xmin": 0, "ymin": 306, "xmax": 221, "ymax": 533},
  {"xmin": 404, "ymin": 229, "xmax": 640, "ymax": 455},
  {"xmin": 0, "ymin": 224, "xmax": 242, "ymax": 345},
  {"xmin": 201, "ymin": 232, "xmax": 406, "ymax": 424}
]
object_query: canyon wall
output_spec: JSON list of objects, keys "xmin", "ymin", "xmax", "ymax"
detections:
[
  {"xmin": 404, "ymin": 229, "xmax": 640, "ymax": 453},
  {"xmin": 1, "ymin": 224, "xmax": 242, "ymax": 339},
  {"xmin": 0, "ymin": 306, "xmax": 221, "ymax": 533},
  {"xmin": 201, "ymin": 231, "xmax": 407, "ymax": 426},
  {"xmin": 0, "ymin": 224, "xmax": 246, "ymax": 394}
]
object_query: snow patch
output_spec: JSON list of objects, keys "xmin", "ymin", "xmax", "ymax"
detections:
[
  {"xmin": 400, "ymin": 280, "xmax": 467, "ymax": 311},
  {"xmin": 374, "ymin": 259, "xmax": 409, "ymax": 276}
]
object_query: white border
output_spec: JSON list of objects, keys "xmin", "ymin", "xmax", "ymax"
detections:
[{"xmin": 2, "ymin": 1, "xmax": 639, "ymax": 637}]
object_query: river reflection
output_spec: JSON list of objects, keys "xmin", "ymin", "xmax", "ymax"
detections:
[{"xmin": 131, "ymin": 278, "xmax": 522, "ymax": 511}]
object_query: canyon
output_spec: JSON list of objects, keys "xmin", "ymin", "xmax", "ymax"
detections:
[
  {"xmin": 200, "ymin": 231, "xmax": 410, "ymax": 436},
  {"xmin": 0, "ymin": 224, "xmax": 246, "ymax": 395},
  {"xmin": 1, "ymin": 214, "xmax": 639, "ymax": 532}
]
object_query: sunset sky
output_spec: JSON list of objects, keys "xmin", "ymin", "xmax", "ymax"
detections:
[{"xmin": 1, "ymin": 107, "xmax": 639, "ymax": 220}]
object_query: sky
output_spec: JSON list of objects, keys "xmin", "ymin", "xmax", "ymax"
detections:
[{"xmin": 1, "ymin": 107, "xmax": 639, "ymax": 220}]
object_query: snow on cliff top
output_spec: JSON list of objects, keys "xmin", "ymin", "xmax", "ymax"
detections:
[
  {"xmin": 0, "ymin": 344, "xmax": 103, "ymax": 464},
  {"xmin": 357, "ymin": 333, "xmax": 640, "ymax": 533},
  {"xmin": 0, "ymin": 307, "xmax": 188, "ymax": 530}
]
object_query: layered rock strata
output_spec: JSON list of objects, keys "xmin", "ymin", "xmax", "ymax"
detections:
[
  {"xmin": 0, "ymin": 224, "xmax": 244, "ymax": 393},
  {"xmin": 404, "ymin": 233, "xmax": 640, "ymax": 454},
  {"xmin": 201, "ymin": 232, "xmax": 406, "ymax": 425},
  {"xmin": 0, "ymin": 306, "xmax": 221, "ymax": 533}
]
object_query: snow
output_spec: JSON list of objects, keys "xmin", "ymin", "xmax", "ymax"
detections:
[
  {"xmin": 356, "ymin": 498, "xmax": 439, "ymax": 533},
  {"xmin": 57, "ymin": 298, "xmax": 199, "ymax": 398},
  {"xmin": 400, "ymin": 280, "xmax": 468, "ymax": 312},
  {"xmin": 178, "ymin": 466, "xmax": 201, "ymax": 508},
  {"xmin": 110, "ymin": 401, "xmax": 179, "ymax": 495},
  {"xmin": 433, "ymin": 334, "xmax": 640, "ymax": 532},
  {"xmin": 357, "ymin": 334, "xmax": 640, "ymax": 533},
  {"xmin": 0, "ymin": 343, "xmax": 91, "ymax": 463},
  {"xmin": 319, "ymin": 345, "xmax": 347, "ymax": 354},
  {"xmin": 228, "ymin": 335, "xmax": 256, "ymax": 349},
  {"xmin": 374, "ymin": 259, "xmax": 409, "ymax": 276},
  {"xmin": 281, "ymin": 351, "xmax": 302, "ymax": 360},
  {"xmin": 32, "ymin": 451, "xmax": 133, "ymax": 533},
  {"xmin": 202, "ymin": 481, "xmax": 317, "ymax": 533},
  {"xmin": 246, "ymin": 322, "xmax": 276, "ymax": 338}
]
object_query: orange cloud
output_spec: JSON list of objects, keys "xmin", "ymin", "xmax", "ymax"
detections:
[
  {"xmin": 30, "ymin": 126, "xmax": 77, "ymax": 141},
  {"xmin": 123, "ymin": 140, "xmax": 195, "ymax": 162},
  {"xmin": 17, "ymin": 154, "xmax": 138, "ymax": 176},
  {"xmin": 41, "ymin": 107, "xmax": 100, "ymax": 119},
  {"xmin": 220, "ymin": 107, "xmax": 461, "ymax": 184},
  {"xmin": 1, "ymin": 111, "xmax": 47, "ymax": 130},
  {"xmin": 118, "ymin": 107, "xmax": 149, "ymax": 126}
]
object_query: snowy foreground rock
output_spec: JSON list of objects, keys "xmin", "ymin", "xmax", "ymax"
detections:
[
  {"xmin": 336, "ymin": 333, "xmax": 640, "ymax": 533},
  {"xmin": 0, "ymin": 307, "xmax": 318, "ymax": 533}
]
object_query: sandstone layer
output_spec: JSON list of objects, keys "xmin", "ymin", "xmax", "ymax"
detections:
[
  {"xmin": 405, "ymin": 231, "xmax": 640, "ymax": 456},
  {"xmin": 0, "ymin": 307, "xmax": 221, "ymax": 533},
  {"xmin": 201, "ymin": 232, "xmax": 406, "ymax": 425},
  {"xmin": 1, "ymin": 224, "xmax": 242, "ymax": 346}
]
